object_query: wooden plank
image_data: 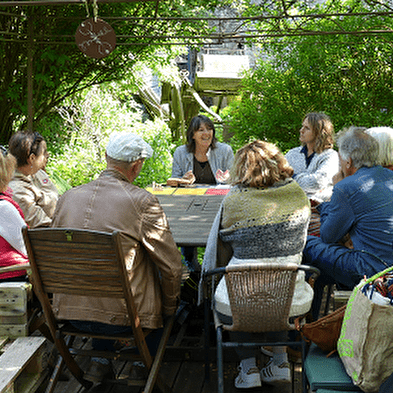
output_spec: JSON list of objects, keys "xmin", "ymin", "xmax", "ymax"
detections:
[
  {"xmin": 194, "ymin": 75, "xmax": 242, "ymax": 93},
  {"xmin": 0, "ymin": 336, "xmax": 47, "ymax": 393},
  {"xmin": 47, "ymin": 336, "xmax": 91, "ymax": 393},
  {"xmin": 160, "ymin": 361, "xmax": 181, "ymax": 388},
  {"xmin": 172, "ymin": 361, "xmax": 205, "ymax": 393},
  {"xmin": 0, "ymin": 340, "xmax": 9, "ymax": 354},
  {"xmin": 201, "ymin": 361, "xmax": 240, "ymax": 393},
  {"xmin": 157, "ymin": 194, "xmax": 224, "ymax": 247},
  {"xmin": 0, "ymin": 282, "xmax": 31, "ymax": 316},
  {"xmin": 0, "ymin": 324, "xmax": 28, "ymax": 338},
  {"xmin": 0, "ymin": 0, "xmax": 155, "ymax": 6}
]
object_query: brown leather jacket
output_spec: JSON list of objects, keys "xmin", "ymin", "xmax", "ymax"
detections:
[{"xmin": 51, "ymin": 169, "xmax": 182, "ymax": 329}]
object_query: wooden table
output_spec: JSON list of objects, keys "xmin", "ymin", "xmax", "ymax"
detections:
[{"xmin": 147, "ymin": 186, "xmax": 229, "ymax": 247}]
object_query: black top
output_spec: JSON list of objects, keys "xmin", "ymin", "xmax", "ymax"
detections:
[{"xmin": 193, "ymin": 157, "xmax": 216, "ymax": 184}]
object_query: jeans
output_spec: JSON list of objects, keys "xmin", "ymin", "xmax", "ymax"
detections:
[
  {"xmin": 303, "ymin": 235, "xmax": 388, "ymax": 319},
  {"xmin": 70, "ymin": 320, "xmax": 163, "ymax": 358},
  {"xmin": 181, "ymin": 246, "xmax": 200, "ymax": 272}
]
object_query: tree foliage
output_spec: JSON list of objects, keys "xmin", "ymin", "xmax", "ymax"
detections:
[
  {"xmin": 0, "ymin": 0, "xmax": 225, "ymax": 144},
  {"xmin": 45, "ymin": 84, "xmax": 174, "ymax": 193},
  {"xmin": 224, "ymin": 0, "xmax": 393, "ymax": 152}
]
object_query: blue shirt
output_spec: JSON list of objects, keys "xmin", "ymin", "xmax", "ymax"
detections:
[
  {"xmin": 300, "ymin": 145, "xmax": 316, "ymax": 168},
  {"xmin": 318, "ymin": 166, "xmax": 393, "ymax": 266}
]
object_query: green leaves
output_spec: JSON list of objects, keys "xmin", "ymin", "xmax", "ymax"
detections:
[
  {"xmin": 0, "ymin": 0, "xmax": 220, "ymax": 143},
  {"xmin": 224, "ymin": 0, "xmax": 393, "ymax": 150}
]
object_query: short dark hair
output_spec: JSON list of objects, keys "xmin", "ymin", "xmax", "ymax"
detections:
[
  {"xmin": 186, "ymin": 115, "xmax": 217, "ymax": 153},
  {"xmin": 8, "ymin": 131, "xmax": 45, "ymax": 167}
]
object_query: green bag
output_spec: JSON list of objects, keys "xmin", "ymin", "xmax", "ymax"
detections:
[{"xmin": 338, "ymin": 265, "xmax": 393, "ymax": 392}]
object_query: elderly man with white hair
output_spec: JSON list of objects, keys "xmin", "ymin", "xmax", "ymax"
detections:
[
  {"xmin": 366, "ymin": 126, "xmax": 393, "ymax": 170},
  {"xmin": 51, "ymin": 133, "xmax": 182, "ymax": 383},
  {"xmin": 303, "ymin": 126, "xmax": 393, "ymax": 320}
]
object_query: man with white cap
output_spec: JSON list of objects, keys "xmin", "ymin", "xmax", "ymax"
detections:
[{"xmin": 51, "ymin": 133, "xmax": 183, "ymax": 384}]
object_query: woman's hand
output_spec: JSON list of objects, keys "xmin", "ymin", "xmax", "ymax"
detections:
[
  {"xmin": 182, "ymin": 170, "xmax": 196, "ymax": 183},
  {"xmin": 216, "ymin": 169, "xmax": 230, "ymax": 183}
]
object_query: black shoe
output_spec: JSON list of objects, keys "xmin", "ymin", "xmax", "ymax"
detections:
[
  {"xmin": 84, "ymin": 360, "xmax": 114, "ymax": 384},
  {"xmin": 128, "ymin": 361, "xmax": 148, "ymax": 380}
]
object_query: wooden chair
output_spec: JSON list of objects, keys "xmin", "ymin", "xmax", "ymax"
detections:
[
  {"xmin": 203, "ymin": 262, "xmax": 320, "ymax": 393},
  {"xmin": 22, "ymin": 226, "xmax": 174, "ymax": 393}
]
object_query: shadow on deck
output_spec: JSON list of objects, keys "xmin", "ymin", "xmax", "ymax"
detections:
[{"xmin": 47, "ymin": 304, "xmax": 303, "ymax": 393}]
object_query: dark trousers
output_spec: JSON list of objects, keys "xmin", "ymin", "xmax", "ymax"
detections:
[
  {"xmin": 70, "ymin": 320, "xmax": 163, "ymax": 356},
  {"xmin": 303, "ymin": 235, "xmax": 388, "ymax": 320}
]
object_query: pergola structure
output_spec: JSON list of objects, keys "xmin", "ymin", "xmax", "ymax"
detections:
[
  {"xmin": 2, "ymin": 0, "xmax": 393, "ymax": 46},
  {"xmin": 1, "ymin": 0, "xmax": 393, "ymax": 134}
]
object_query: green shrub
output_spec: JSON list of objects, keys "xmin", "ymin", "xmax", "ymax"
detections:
[{"xmin": 44, "ymin": 85, "xmax": 174, "ymax": 193}]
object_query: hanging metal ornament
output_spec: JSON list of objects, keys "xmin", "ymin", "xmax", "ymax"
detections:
[{"xmin": 75, "ymin": 0, "xmax": 116, "ymax": 59}]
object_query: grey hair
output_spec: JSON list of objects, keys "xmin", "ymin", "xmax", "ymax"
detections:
[
  {"xmin": 365, "ymin": 127, "xmax": 393, "ymax": 167},
  {"xmin": 336, "ymin": 126, "xmax": 379, "ymax": 169}
]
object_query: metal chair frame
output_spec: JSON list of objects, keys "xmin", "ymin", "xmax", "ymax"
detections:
[{"xmin": 203, "ymin": 262, "xmax": 320, "ymax": 393}]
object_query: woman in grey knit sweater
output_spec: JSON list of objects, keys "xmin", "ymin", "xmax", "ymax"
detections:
[{"xmin": 202, "ymin": 141, "xmax": 312, "ymax": 389}]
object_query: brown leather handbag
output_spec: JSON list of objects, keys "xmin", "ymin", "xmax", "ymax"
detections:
[{"xmin": 295, "ymin": 305, "xmax": 346, "ymax": 356}]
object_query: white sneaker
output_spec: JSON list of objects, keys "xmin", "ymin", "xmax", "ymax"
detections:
[
  {"xmin": 260, "ymin": 359, "xmax": 291, "ymax": 384},
  {"xmin": 260, "ymin": 346, "xmax": 273, "ymax": 357},
  {"xmin": 234, "ymin": 363, "xmax": 262, "ymax": 389}
]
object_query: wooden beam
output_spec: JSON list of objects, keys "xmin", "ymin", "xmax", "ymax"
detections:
[
  {"xmin": 27, "ymin": 13, "xmax": 34, "ymax": 131},
  {"xmin": 0, "ymin": 0, "xmax": 155, "ymax": 6}
]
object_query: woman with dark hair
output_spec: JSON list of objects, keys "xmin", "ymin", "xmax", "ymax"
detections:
[
  {"xmin": 8, "ymin": 131, "xmax": 58, "ymax": 228},
  {"xmin": 285, "ymin": 112, "xmax": 339, "ymax": 203},
  {"xmin": 202, "ymin": 140, "xmax": 312, "ymax": 388},
  {"xmin": 171, "ymin": 115, "xmax": 234, "ymax": 184},
  {"xmin": 0, "ymin": 149, "xmax": 29, "ymax": 281}
]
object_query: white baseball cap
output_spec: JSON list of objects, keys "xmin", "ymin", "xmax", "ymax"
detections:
[{"xmin": 106, "ymin": 133, "xmax": 153, "ymax": 162}]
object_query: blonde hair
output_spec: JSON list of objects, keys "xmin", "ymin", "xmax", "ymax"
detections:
[
  {"xmin": 230, "ymin": 140, "xmax": 294, "ymax": 188},
  {"xmin": 304, "ymin": 112, "xmax": 334, "ymax": 153},
  {"xmin": 0, "ymin": 154, "xmax": 16, "ymax": 193}
]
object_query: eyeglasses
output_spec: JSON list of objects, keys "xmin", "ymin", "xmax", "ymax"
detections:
[
  {"xmin": 0, "ymin": 145, "xmax": 7, "ymax": 157},
  {"xmin": 30, "ymin": 132, "xmax": 43, "ymax": 156}
]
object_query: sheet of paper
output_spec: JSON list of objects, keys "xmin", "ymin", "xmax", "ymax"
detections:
[
  {"xmin": 173, "ymin": 188, "xmax": 208, "ymax": 195},
  {"xmin": 146, "ymin": 187, "xmax": 175, "ymax": 195},
  {"xmin": 205, "ymin": 188, "xmax": 230, "ymax": 195}
]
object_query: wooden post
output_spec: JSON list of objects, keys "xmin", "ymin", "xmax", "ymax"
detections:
[{"xmin": 27, "ymin": 12, "xmax": 34, "ymax": 131}]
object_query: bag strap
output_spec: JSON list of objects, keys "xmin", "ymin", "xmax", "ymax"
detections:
[
  {"xmin": 362, "ymin": 264, "xmax": 393, "ymax": 286},
  {"xmin": 350, "ymin": 264, "xmax": 393, "ymax": 302},
  {"xmin": 333, "ymin": 249, "xmax": 391, "ymax": 284}
]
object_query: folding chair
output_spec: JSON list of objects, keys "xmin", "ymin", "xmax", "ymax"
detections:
[
  {"xmin": 203, "ymin": 262, "xmax": 320, "ymax": 393},
  {"xmin": 22, "ymin": 226, "xmax": 174, "ymax": 393}
]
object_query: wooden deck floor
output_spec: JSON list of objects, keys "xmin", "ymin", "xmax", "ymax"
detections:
[
  {"xmin": 37, "ymin": 267, "xmax": 313, "ymax": 393},
  {"xmin": 45, "ymin": 305, "xmax": 304, "ymax": 393}
]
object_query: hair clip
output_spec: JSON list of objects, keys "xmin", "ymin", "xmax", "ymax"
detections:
[{"xmin": 0, "ymin": 145, "xmax": 7, "ymax": 157}]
